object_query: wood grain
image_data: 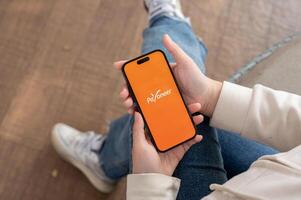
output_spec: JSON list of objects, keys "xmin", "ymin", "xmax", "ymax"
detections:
[{"xmin": 0, "ymin": 0, "xmax": 300, "ymax": 199}]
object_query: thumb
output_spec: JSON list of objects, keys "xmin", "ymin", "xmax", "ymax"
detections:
[
  {"xmin": 132, "ymin": 112, "xmax": 147, "ymax": 144},
  {"xmin": 163, "ymin": 34, "xmax": 191, "ymax": 65}
]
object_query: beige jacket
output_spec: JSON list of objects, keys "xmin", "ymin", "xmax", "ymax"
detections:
[{"xmin": 126, "ymin": 82, "xmax": 301, "ymax": 200}]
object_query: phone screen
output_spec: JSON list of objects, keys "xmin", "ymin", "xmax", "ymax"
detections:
[{"xmin": 122, "ymin": 50, "xmax": 196, "ymax": 152}]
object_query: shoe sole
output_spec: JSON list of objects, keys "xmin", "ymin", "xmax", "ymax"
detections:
[{"xmin": 51, "ymin": 126, "xmax": 114, "ymax": 193}]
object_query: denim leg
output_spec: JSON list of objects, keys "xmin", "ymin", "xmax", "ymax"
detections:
[
  {"xmin": 173, "ymin": 117, "xmax": 227, "ymax": 200},
  {"xmin": 142, "ymin": 15, "xmax": 208, "ymax": 74},
  {"xmin": 98, "ymin": 114, "xmax": 133, "ymax": 180},
  {"xmin": 217, "ymin": 130, "xmax": 279, "ymax": 179}
]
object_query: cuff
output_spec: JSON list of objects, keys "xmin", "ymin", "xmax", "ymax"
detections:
[
  {"xmin": 127, "ymin": 173, "xmax": 180, "ymax": 200},
  {"xmin": 210, "ymin": 81, "xmax": 252, "ymax": 133}
]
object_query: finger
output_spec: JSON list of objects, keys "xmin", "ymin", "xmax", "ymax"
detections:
[
  {"xmin": 123, "ymin": 97, "xmax": 133, "ymax": 109},
  {"xmin": 120, "ymin": 86, "xmax": 129, "ymax": 100},
  {"xmin": 172, "ymin": 135, "xmax": 203, "ymax": 158},
  {"xmin": 184, "ymin": 135, "xmax": 203, "ymax": 151},
  {"xmin": 170, "ymin": 63, "xmax": 177, "ymax": 68},
  {"xmin": 193, "ymin": 135, "xmax": 203, "ymax": 144},
  {"xmin": 133, "ymin": 112, "xmax": 146, "ymax": 143},
  {"xmin": 114, "ymin": 60, "xmax": 128, "ymax": 70},
  {"xmin": 188, "ymin": 103, "xmax": 201, "ymax": 114},
  {"xmin": 163, "ymin": 34, "xmax": 189, "ymax": 64},
  {"xmin": 192, "ymin": 114, "xmax": 204, "ymax": 125}
]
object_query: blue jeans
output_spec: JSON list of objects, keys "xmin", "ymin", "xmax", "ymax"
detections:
[{"xmin": 98, "ymin": 16, "xmax": 279, "ymax": 200}]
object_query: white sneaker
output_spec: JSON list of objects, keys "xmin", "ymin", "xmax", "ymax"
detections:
[
  {"xmin": 144, "ymin": 0, "xmax": 190, "ymax": 23},
  {"xmin": 51, "ymin": 123, "xmax": 115, "ymax": 193}
]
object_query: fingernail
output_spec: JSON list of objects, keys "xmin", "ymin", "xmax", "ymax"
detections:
[
  {"xmin": 164, "ymin": 34, "xmax": 170, "ymax": 40},
  {"xmin": 166, "ymin": 34, "xmax": 174, "ymax": 43}
]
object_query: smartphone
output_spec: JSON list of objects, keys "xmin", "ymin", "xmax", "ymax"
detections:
[{"xmin": 122, "ymin": 50, "xmax": 196, "ymax": 152}]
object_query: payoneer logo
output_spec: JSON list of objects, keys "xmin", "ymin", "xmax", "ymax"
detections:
[{"xmin": 146, "ymin": 89, "xmax": 172, "ymax": 104}]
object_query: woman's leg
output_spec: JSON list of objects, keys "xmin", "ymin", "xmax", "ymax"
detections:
[
  {"xmin": 174, "ymin": 127, "xmax": 279, "ymax": 200},
  {"xmin": 98, "ymin": 114, "xmax": 133, "ymax": 180},
  {"xmin": 217, "ymin": 130, "xmax": 279, "ymax": 179},
  {"xmin": 173, "ymin": 117, "xmax": 227, "ymax": 200},
  {"xmin": 141, "ymin": 15, "xmax": 207, "ymax": 74}
]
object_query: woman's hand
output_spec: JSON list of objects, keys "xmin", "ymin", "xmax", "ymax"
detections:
[
  {"xmin": 132, "ymin": 111, "xmax": 203, "ymax": 176},
  {"xmin": 115, "ymin": 34, "xmax": 222, "ymax": 117}
]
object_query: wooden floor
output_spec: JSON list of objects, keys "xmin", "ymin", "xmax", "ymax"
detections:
[{"xmin": 0, "ymin": 0, "xmax": 300, "ymax": 199}]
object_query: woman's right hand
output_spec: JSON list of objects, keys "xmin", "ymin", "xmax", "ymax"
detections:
[{"xmin": 115, "ymin": 34, "xmax": 222, "ymax": 117}]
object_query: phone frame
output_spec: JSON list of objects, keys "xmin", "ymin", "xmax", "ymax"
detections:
[{"xmin": 122, "ymin": 49, "xmax": 197, "ymax": 152}]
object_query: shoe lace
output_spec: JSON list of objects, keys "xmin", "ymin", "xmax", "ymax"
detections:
[
  {"xmin": 73, "ymin": 132, "xmax": 104, "ymax": 157},
  {"xmin": 150, "ymin": 0, "xmax": 176, "ymax": 6}
]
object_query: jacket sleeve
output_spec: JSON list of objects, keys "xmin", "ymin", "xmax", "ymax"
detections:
[
  {"xmin": 126, "ymin": 173, "xmax": 180, "ymax": 200},
  {"xmin": 210, "ymin": 81, "xmax": 301, "ymax": 151},
  {"xmin": 203, "ymin": 145, "xmax": 301, "ymax": 200}
]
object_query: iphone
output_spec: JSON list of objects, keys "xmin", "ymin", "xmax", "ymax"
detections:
[{"xmin": 122, "ymin": 50, "xmax": 196, "ymax": 152}]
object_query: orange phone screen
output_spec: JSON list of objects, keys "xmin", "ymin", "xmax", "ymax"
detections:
[{"xmin": 123, "ymin": 50, "xmax": 196, "ymax": 152}]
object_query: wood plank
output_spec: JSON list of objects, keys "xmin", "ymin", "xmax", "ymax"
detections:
[
  {"xmin": 185, "ymin": 0, "xmax": 301, "ymax": 80},
  {"xmin": 0, "ymin": 0, "xmax": 300, "ymax": 199}
]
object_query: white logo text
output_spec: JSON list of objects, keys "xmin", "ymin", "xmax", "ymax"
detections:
[{"xmin": 146, "ymin": 89, "xmax": 172, "ymax": 104}]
